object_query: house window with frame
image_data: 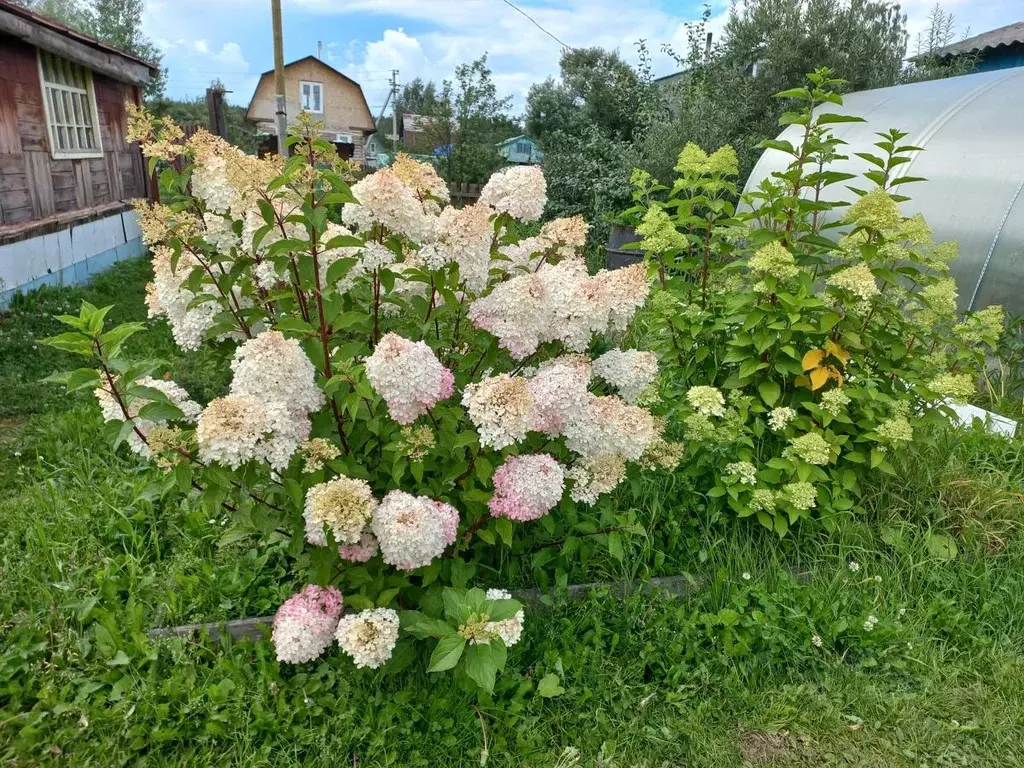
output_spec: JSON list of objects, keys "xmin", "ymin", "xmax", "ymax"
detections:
[
  {"xmin": 38, "ymin": 50, "xmax": 103, "ymax": 159},
  {"xmin": 300, "ymin": 81, "xmax": 324, "ymax": 113}
]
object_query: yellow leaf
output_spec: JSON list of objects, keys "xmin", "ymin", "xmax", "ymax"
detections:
[
  {"xmin": 833, "ymin": 369, "xmax": 844, "ymax": 387},
  {"xmin": 810, "ymin": 367, "xmax": 830, "ymax": 391},
  {"xmin": 825, "ymin": 340, "xmax": 851, "ymax": 366},
  {"xmin": 802, "ymin": 349, "xmax": 826, "ymax": 372}
]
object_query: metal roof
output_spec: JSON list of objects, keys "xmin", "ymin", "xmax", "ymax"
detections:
[
  {"xmin": 743, "ymin": 68, "xmax": 1024, "ymax": 314},
  {"xmin": 930, "ymin": 21, "xmax": 1024, "ymax": 60}
]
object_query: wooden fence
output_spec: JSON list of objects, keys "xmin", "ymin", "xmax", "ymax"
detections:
[{"xmin": 448, "ymin": 182, "xmax": 482, "ymax": 207}]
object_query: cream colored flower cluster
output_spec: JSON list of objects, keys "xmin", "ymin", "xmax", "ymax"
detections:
[
  {"xmin": 334, "ymin": 607, "xmax": 401, "ymax": 669},
  {"xmin": 304, "ymin": 475, "xmax": 377, "ymax": 546},
  {"xmin": 462, "ymin": 358, "xmax": 666, "ymax": 505},
  {"xmin": 197, "ymin": 331, "xmax": 323, "ymax": 470},
  {"xmin": 467, "ymin": 260, "xmax": 650, "ymax": 360}
]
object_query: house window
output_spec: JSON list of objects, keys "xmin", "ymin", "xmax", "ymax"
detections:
[
  {"xmin": 300, "ymin": 81, "xmax": 323, "ymax": 113},
  {"xmin": 38, "ymin": 50, "xmax": 103, "ymax": 159},
  {"xmin": 516, "ymin": 141, "xmax": 530, "ymax": 155}
]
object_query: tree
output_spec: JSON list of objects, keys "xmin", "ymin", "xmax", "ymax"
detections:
[
  {"xmin": 525, "ymin": 47, "xmax": 653, "ymax": 146},
  {"xmin": 15, "ymin": 0, "xmax": 166, "ymax": 100},
  {"xmin": 903, "ymin": 3, "xmax": 977, "ymax": 83},
  {"xmin": 418, "ymin": 55, "xmax": 516, "ymax": 184}
]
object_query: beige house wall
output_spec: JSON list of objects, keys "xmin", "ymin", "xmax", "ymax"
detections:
[{"xmin": 247, "ymin": 58, "xmax": 375, "ymax": 161}]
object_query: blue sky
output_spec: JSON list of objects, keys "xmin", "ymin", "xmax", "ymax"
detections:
[{"xmin": 143, "ymin": 0, "xmax": 1023, "ymax": 115}]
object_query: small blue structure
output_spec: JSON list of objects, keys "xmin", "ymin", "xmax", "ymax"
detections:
[
  {"xmin": 496, "ymin": 135, "xmax": 543, "ymax": 165},
  {"xmin": 925, "ymin": 21, "xmax": 1024, "ymax": 73}
]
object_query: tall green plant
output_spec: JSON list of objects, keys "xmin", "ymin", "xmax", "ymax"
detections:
[{"xmin": 635, "ymin": 69, "xmax": 1004, "ymax": 535}]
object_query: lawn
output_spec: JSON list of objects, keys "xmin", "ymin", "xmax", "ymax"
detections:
[{"xmin": 2, "ymin": 259, "xmax": 1024, "ymax": 766}]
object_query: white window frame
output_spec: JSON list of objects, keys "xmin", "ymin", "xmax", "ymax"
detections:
[
  {"xmin": 299, "ymin": 80, "xmax": 324, "ymax": 114},
  {"xmin": 37, "ymin": 49, "xmax": 104, "ymax": 160}
]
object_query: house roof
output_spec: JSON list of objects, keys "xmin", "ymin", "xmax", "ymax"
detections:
[
  {"xmin": 0, "ymin": 0, "xmax": 159, "ymax": 74},
  {"xmin": 246, "ymin": 55, "xmax": 376, "ymax": 132},
  {"xmin": 927, "ymin": 21, "xmax": 1024, "ymax": 60},
  {"xmin": 495, "ymin": 134, "xmax": 534, "ymax": 147}
]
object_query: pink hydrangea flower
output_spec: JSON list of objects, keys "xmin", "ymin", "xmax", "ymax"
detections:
[
  {"xmin": 271, "ymin": 584, "xmax": 344, "ymax": 664},
  {"xmin": 489, "ymin": 454, "xmax": 565, "ymax": 522}
]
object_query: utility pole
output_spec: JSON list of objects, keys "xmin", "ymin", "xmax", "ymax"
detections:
[
  {"xmin": 389, "ymin": 69, "xmax": 400, "ymax": 153},
  {"xmin": 271, "ymin": 0, "xmax": 288, "ymax": 156}
]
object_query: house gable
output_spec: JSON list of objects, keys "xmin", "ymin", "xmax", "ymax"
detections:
[{"xmin": 245, "ymin": 56, "xmax": 376, "ymax": 137}]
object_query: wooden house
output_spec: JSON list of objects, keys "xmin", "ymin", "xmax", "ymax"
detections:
[
  {"xmin": 0, "ymin": 0, "xmax": 157, "ymax": 304},
  {"xmin": 496, "ymin": 134, "xmax": 543, "ymax": 165},
  {"xmin": 245, "ymin": 56, "xmax": 377, "ymax": 163}
]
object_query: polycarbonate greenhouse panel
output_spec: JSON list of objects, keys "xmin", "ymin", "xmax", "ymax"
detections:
[{"xmin": 743, "ymin": 68, "xmax": 1024, "ymax": 314}]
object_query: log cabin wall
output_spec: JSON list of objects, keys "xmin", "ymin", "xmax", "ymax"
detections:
[{"xmin": 0, "ymin": 33, "xmax": 147, "ymax": 226}]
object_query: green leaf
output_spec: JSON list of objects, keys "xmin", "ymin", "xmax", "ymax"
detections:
[
  {"xmin": 536, "ymin": 672, "xmax": 565, "ymax": 698},
  {"xmin": 606, "ymin": 531, "xmax": 624, "ymax": 561},
  {"xmin": 462, "ymin": 642, "xmax": 500, "ymax": 694},
  {"xmin": 42, "ymin": 332, "xmax": 94, "ymax": 356},
  {"xmin": 138, "ymin": 401, "xmax": 186, "ymax": 423},
  {"xmin": 494, "ymin": 517, "xmax": 514, "ymax": 547},
  {"xmin": 758, "ymin": 380, "xmax": 781, "ymax": 406},
  {"xmin": 427, "ymin": 634, "xmax": 466, "ymax": 673},
  {"xmin": 925, "ymin": 532, "xmax": 958, "ymax": 561}
]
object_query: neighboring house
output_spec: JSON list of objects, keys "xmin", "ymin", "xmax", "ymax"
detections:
[
  {"xmin": 0, "ymin": 0, "xmax": 158, "ymax": 305},
  {"xmin": 920, "ymin": 22, "xmax": 1024, "ymax": 73},
  {"xmin": 245, "ymin": 56, "xmax": 376, "ymax": 163},
  {"xmin": 496, "ymin": 135, "xmax": 543, "ymax": 165}
]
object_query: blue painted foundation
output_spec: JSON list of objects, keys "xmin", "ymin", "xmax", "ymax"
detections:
[{"xmin": 0, "ymin": 237, "xmax": 145, "ymax": 306}]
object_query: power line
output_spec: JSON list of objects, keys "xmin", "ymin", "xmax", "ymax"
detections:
[{"xmin": 499, "ymin": 0, "xmax": 574, "ymax": 50}]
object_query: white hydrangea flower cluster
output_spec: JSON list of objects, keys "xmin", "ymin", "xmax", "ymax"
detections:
[
  {"xmin": 371, "ymin": 490, "xmax": 459, "ymax": 570},
  {"xmin": 334, "ymin": 607, "xmax": 400, "ymax": 669},
  {"xmin": 228, "ymin": 330, "xmax": 325, "ymax": 469},
  {"xmin": 271, "ymin": 585, "xmax": 344, "ymax": 664},
  {"xmin": 145, "ymin": 246, "xmax": 219, "ymax": 351},
  {"xmin": 364, "ymin": 333, "xmax": 454, "ymax": 425},
  {"xmin": 593, "ymin": 348, "xmax": 659, "ymax": 404},
  {"xmin": 725, "ymin": 461, "xmax": 758, "ymax": 485},
  {"xmin": 483, "ymin": 588, "xmax": 524, "ymax": 647},
  {"xmin": 479, "ymin": 165, "xmax": 547, "ymax": 222},
  {"xmin": 342, "ymin": 167, "xmax": 435, "ymax": 243},
  {"xmin": 197, "ymin": 331, "xmax": 324, "ymax": 470},
  {"xmin": 528, "ymin": 356, "xmax": 593, "ymax": 437},
  {"xmin": 196, "ymin": 394, "xmax": 272, "ymax": 469},
  {"xmin": 94, "ymin": 376, "xmax": 201, "ymax": 456},
  {"xmin": 564, "ymin": 396, "xmax": 659, "ymax": 462},
  {"xmin": 768, "ymin": 406, "xmax": 797, "ymax": 432},
  {"xmin": 468, "ymin": 260, "xmax": 650, "ymax": 360}
]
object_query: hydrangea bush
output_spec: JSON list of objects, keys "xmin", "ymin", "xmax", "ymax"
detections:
[
  {"xmin": 44, "ymin": 111, "xmax": 676, "ymax": 692},
  {"xmin": 632, "ymin": 69, "xmax": 1004, "ymax": 535}
]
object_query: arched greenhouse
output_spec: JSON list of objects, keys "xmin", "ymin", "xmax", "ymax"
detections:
[{"xmin": 743, "ymin": 68, "xmax": 1024, "ymax": 314}]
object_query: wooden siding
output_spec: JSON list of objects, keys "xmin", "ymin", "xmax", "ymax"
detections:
[
  {"xmin": 247, "ymin": 58, "xmax": 375, "ymax": 162},
  {"xmin": 0, "ymin": 33, "xmax": 146, "ymax": 227}
]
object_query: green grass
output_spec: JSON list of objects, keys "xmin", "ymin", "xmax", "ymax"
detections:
[{"xmin": 3, "ymin": 260, "xmax": 1024, "ymax": 766}]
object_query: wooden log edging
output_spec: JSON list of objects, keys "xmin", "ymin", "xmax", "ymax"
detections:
[{"xmin": 146, "ymin": 575, "xmax": 703, "ymax": 644}]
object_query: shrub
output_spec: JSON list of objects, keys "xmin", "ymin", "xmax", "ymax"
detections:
[
  {"xmin": 634, "ymin": 69, "xmax": 1004, "ymax": 535},
  {"xmin": 43, "ymin": 110, "xmax": 678, "ymax": 693}
]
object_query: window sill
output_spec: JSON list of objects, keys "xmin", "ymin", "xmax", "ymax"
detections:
[{"xmin": 50, "ymin": 150, "xmax": 105, "ymax": 161}]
